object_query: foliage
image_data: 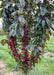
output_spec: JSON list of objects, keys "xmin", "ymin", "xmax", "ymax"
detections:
[{"xmin": 0, "ymin": 0, "xmax": 54, "ymax": 74}]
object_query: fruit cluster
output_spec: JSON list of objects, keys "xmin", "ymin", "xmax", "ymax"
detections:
[
  {"xmin": 6, "ymin": 36, "xmax": 21, "ymax": 62},
  {"xmin": 20, "ymin": 25, "xmax": 32, "ymax": 70}
]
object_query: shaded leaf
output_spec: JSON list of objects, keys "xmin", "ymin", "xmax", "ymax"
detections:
[{"xmin": 1, "ymin": 39, "xmax": 6, "ymax": 45}]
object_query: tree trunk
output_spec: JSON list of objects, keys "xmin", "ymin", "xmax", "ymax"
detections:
[
  {"xmin": 25, "ymin": 70, "xmax": 28, "ymax": 75},
  {"xmin": 25, "ymin": 72, "xmax": 28, "ymax": 75}
]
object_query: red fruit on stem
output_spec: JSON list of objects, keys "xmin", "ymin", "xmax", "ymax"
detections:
[
  {"xmin": 12, "ymin": 39, "xmax": 14, "ymax": 41},
  {"xmin": 10, "ymin": 46, "xmax": 13, "ymax": 50},
  {"xmin": 28, "ymin": 11, "xmax": 30, "ymax": 14},
  {"xmin": 16, "ymin": 53, "xmax": 21, "ymax": 57},
  {"xmin": 23, "ymin": 56, "xmax": 26, "ymax": 58},
  {"xmin": 16, "ymin": 55, "xmax": 19, "ymax": 57},
  {"xmin": 12, "ymin": 46, "xmax": 15, "ymax": 49},
  {"xmin": 23, "ymin": 5, "xmax": 26, "ymax": 9},
  {"xmin": 22, "ymin": 48, "xmax": 25, "ymax": 50},
  {"xmin": 24, "ymin": 35, "xmax": 27, "ymax": 38},
  {"xmin": 25, "ymin": 42, "xmax": 28, "ymax": 45},
  {"xmin": 27, "ymin": 25, "xmax": 29, "ymax": 28},
  {"xmin": 6, "ymin": 40, "xmax": 8, "ymax": 44},
  {"xmin": 21, "ymin": 67, "xmax": 23, "ymax": 70},
  {"xmin": 26, "ymin": 62, "xmax": 28, "ymax": 65},
  {"xmin": 13, "ymin": 52, "xmax": 16, "ymax": 55},
  {"xmin": 8, "ymin": 42, "xmax": 10, "ymax": 45},
  {"xmin": 23, "ymin": 60, "xmax": 26, "ymax": 63},
  {"xmin": 26, "ymin": 58, "xmax": 29, "ymax": 61},
  {"xmin": 26, "ymin": 54, "xmax": 28, "ymax": 57},
  {"xmin": 21, "ymin": 40, "xmax": 24, "ymax": 42},
  {"xmin": 35, "ymin": 56, "xmax": 38, "ymax": 60},
  {"xmin": 31, "ymin": 56, "xmax": 33, "ymax": 59},
  {"xmin": 9, "ymin": 38, "xmax": 11, "ymax": 40},
  {"xmin": 35, "ymin": 60, "xmax": 37, "ymax": 63},
  {"xmin": 18, "ymin": 49, "xmax": 19, "ymax": 51},
  {"xmin": 30, "ymin": 62, "xmax": 32, "ymax": 68},
  {"xmin": 23, "ymin": 65, "xmax": 26, "ymax": 67},
  {"xmin": 24, "ymin": 29, "xmax": 28, "ymax": 33},
  {"xmin": 14, "ymin": 48, "xmax": 16, "ymax": 50},
  {"xmin": 39, "ymin": 53, "xmax": 41, "ymax": 56},
  {"xmin": 25, "ymin": 0, "xmax": 26, "ymax": 1},
  {"xmin": 22, "ymin": 44, "xmax": 24, "ymax": 47},
  {"xmin": 24, "ymin": 51, "xmax": 27, "ymax": 54}
]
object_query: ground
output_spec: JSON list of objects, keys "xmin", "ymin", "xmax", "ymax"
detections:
[{"xmin": 0, "ymin": 60, "xmax": 20, "ymax": 75}]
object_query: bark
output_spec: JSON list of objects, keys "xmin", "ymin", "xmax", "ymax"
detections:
[{"xmin": 25, "ymin": 72, "xmax": 28, "ymax": 75}]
